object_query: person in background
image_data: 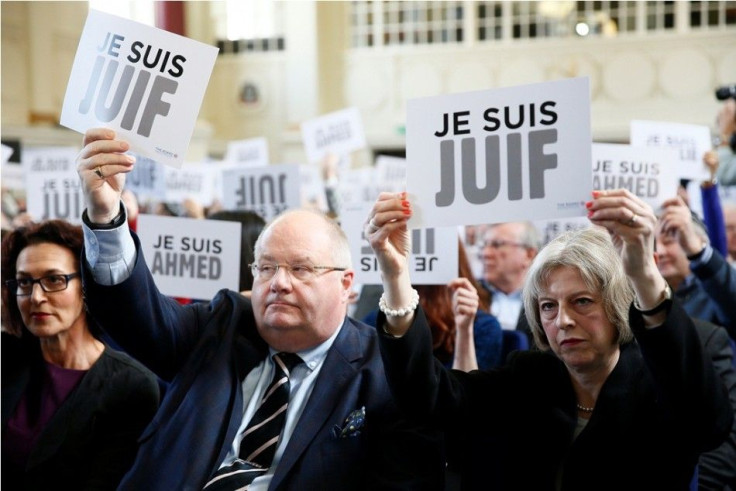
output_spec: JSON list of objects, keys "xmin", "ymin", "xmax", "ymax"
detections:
[
  {"xmin": 367, "ymin": 188, "xmax": 732, "ymax": 490},
  {"xmin": 208, "ymin": 209, "xmax": 266, "ymax": 295},
  {"xmin": 714, "ymin": 97, "xmax": 736, "ymax": 186},
  {"xmin": 1, "ymin": 219, "xmax": 160, "ymax": 489},
  {"xmin": 73, "ymin": 128, "xmax": 444, "ymax": 490},
  {"xmin": 477, "ymin": 221, "xmax": 539, "ymax": 343},
  {"xmin": 689, "ymin": 317, "xmax": 736, "ymax": 490},
  {"xmin": 363, "ymin": 238, "xmax": 503, "ymax": 370},
  {"xmin": 656, "ymin": 195, "xmax": 736, "ymax": 339},
  {"xmin": 701, "ymin": 149, "xmax": 728, "ymax": 257},
  {"xmin": 723, "ymin": 201, "xmax": 736, "ymax": 265}
]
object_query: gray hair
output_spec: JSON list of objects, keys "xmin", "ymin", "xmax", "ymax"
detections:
[
  {"xmin": 254, "ymin": 208, "xmax": 352, "ymax": 268},
  {"xmin": 522, "ymin": 226, "xmax": 634, "ymax": 351}
]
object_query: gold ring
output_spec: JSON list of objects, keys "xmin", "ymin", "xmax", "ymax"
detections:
[
  {"xmin": 94, "ymin": 166, "xmax": 104, "ymax": 179},
  {"xmin": 626, "ymin": 213, "xmax": 638, "ymax": 226}
]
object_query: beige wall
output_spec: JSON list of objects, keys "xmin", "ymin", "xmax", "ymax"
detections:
[{"xmin": 2, "ymin": 1, "xmax": 735, "ymax": 164}]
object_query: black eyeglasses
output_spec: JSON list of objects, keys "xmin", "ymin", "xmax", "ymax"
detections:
[{"xmin": 4, "ymin": 273, "xmax": 81, "ymax": 296}]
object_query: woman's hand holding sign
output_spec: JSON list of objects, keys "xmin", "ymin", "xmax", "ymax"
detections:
[{"xmin": 76, "ymin": 128, "xmax": 136, "ymax": 224}]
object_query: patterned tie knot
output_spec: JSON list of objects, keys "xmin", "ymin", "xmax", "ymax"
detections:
[{"xmin": 274, "ymin": 352, "xmax": 302, "ymax": 376}]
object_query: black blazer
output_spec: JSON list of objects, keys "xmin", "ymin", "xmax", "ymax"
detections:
[
  {"xmin": 81, "ymin": 233, "xmax": 444, "ymax": 491},
  {"xmin": 379, "ymin": 301, "xmax": 733, "ymax": 491},
  {"xmin": 2, "ymin": 333, "xmax": 160, "ymax": 490},
  {"xmin": 694, "ymin": 318, "xmax": 736, "ymax": 489}
]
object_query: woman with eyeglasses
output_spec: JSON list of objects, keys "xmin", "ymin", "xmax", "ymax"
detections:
[{"xmin": 1, "ymin": 219, "xmax": 160, "ymax": 489}]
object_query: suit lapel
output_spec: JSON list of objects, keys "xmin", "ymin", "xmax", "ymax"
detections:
[{"xmin": 269, "ymin": 318, "xmax": 362, "ymax": 489}]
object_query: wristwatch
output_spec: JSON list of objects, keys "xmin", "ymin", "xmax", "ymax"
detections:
[{"xmin": 633, "ymin": 283, "xmax": 673, "ymax": 316}]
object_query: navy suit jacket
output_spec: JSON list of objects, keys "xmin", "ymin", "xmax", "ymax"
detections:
[{"xmin": 81, "ymin": 234, "xmax": 443, "ymax": 490}]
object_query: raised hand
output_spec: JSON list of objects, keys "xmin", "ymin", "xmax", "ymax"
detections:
[
  {"xmin": 586, "ymin": 188, "xmax": 668, "ymax": 319},
  {"xmin": 76, "ymin": 128, "xmax": 136, "ymax": 224}
]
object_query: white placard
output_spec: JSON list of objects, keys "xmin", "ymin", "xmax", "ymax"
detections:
[
  {"xmin": 341, "ymin": 204, "xmax": 459, "ymax": 285},
  {"xmin": 137, "ymin": 214, "xmax": 241, "ymax": 300},
  {"xmin": 336, "ymin": 167, "xmax": 381, "ymax": 208},
  {"xmin": 375, "ymin": 155, "xmax": 407, "ymax": 192},
  {"xmin": 301, "ymin": 107, "xmax": 366, "ymax": 163},
  {"xmin": 164, "ymin": 163, "xmax": 217, "ymax": 206},
  {"xmin": 299, "ymin": 164, "xmax": 329, "ymax": 212},
  {"xmin": 406, "ymin": 77, "xmax": 592, "ymax": 229},
  {"xmin": 629, "ymin": 120, "xmax": 712, "ymax": 181},
  {"xmin": 124, "ymin": 153, "xmax": 166, "ymax": 202},
  {"xmin": 1, "ymin": 163, "xmax": 25, "ymax": 191},
  {"xmin": 2, "ymin": 144, "xmax": 14, "ymax": 165},
  {"xmin": 533, "ymin": 217, "xmax": 591, "ymax": 247},
  {"xmin": 23, "ymin": 147, "xmax": 85, "ymax": 224},
  {"xmin": 221, "ymin": 164, "xmax": 301, "ymax": 222},
  {"xmin": 224, "ymin": 137, "xmax": 269, "ymax": 167},
  {"xmin": 60, "ymin": 9, "xmax": 218, "ymax": 169},
  {"xmin": 592, "ymin": 143, "xmax": 681, "ymax": 209}
]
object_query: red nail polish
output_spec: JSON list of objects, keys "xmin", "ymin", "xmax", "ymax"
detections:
[
  {"xmin": 403, "ymin": 209, "xmax": 411, "ymax": 215},
  {"xmin": 592, "ymin": 190, "xmax": 601, "ymax": 198},
  {"xmin": 401, "ymin": 200, "xmax": 410, "ymax": 208},
  {"xmin": 587, "ymin": 210, "xmax": 593, "ymax": 218},
  {"xmin": 585, "ymin": 201, "xmax": 592, "ymax": 209}
]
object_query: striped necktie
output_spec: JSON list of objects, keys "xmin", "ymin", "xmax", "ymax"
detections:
[{"xmin": 203, "ymin": 352, "xmax": 303, "ymax": 490}]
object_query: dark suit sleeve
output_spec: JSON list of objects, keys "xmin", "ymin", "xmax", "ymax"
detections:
[
  {"xmin": 84, "ymin": 351, "xmax": 161, "ymax": 490},
  {"xmin": 633, "ymin": 300, "xmax": 734, "ymax": 453},
  {"xmin": 377, "ymin": 307, "xmax": 477, "ymax": 427},
  {"xmin": 695, "ymin": 321, "xmax": 736, "ymax": 489},
  {"xmin": 82, "ymin": 232, "xmax": 220, "ymax": 380},
  {"xmin": 691, "ymin": 248, "xmax": 736, "ymax": 339}
]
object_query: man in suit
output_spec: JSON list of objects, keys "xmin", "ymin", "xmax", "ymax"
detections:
[
  {"xmin": 76, "ymin": 128, "xmax": 443, "ymax": 490},
  {"xmin": 656, "ymin": 196, "xmax": 736, "ymax": 339},
  {"xmin": 477, "ymin": 222, "xmax": 539, "ymax": 343}
]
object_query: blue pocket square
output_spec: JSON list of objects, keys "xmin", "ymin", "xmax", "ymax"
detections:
[{"xmin": 332, "ymin": 406, "xmax": 366, "ymax": 439}]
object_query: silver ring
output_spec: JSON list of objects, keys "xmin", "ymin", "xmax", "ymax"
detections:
[
  {"xmin": 94, "ymin": 166, "xmax": 104, "ymax": 179},
  {"xmin": 626, "ymin": 213, "xmax": 638, "ymax": 226}
]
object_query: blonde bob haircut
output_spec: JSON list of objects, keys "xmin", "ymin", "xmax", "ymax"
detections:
[{"xmin": 522, "ymin": 226, "xmax": 635, "ymax": 351}]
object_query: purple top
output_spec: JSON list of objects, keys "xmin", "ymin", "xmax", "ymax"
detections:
[{"xmin": 3, "ymin": 360, "xmax": 87, "ymax": 468}]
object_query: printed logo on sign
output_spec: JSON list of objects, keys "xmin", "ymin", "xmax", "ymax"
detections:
[
  {"xmin": 433, "ymin": 103, "xmax": 559, "ymax": 207},
  {"xmin": 155, "ymin": 147, "xmax": 178, "ymax": 159},
  {"xmin": 556, "ymin": 201, "xmax": 584, "ymax": 210}
]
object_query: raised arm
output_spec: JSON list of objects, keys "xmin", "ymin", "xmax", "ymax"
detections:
[
  {"xmin": 77, "ymin": 128, "xmax": 136, "ymax": 224},
  {"xmin": 364, "ymin": 192, "xmax": 416, "ymax": 335},
  {"xmin": 449, "ymin": 277, "xmax": 480, "ymax": 371},
  {"xmin": 586, "ymin": 188, "xmax": 669, "ymax": 327}
]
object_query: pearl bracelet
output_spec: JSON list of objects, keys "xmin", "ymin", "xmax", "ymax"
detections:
[{"xmin": 378, "ymin": 289, "xmax": 420, "ymax": 317}]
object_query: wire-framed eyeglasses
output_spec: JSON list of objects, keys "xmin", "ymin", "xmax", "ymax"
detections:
[
  {"xmin": 249, "ymin": 263, "xmax": 346, "ymax": 282},
  {"xmin": 5, "ymin": 273, "xmax": 81, "ymax": 296},
  {"xmin": 481, "ymin": 239, "xmax": 528, "ymax": 250}
]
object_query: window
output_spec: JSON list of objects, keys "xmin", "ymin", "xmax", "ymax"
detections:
[
  {"xmin": 350, "ymin": 0, "xmax": 736, "ymax": 47},
  {"xmin": 212, "ymin": 0, "xmax": 285, "ymax": 54},
  {"xmin": 351, "ymin": 1, "xmax": 465, "ymax": 48}
]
